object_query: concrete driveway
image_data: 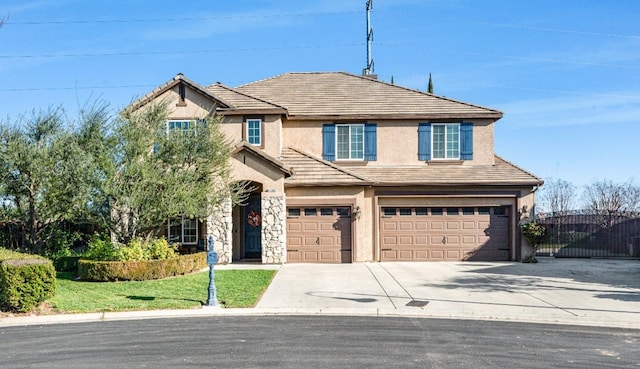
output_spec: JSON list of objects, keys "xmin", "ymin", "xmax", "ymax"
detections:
[{"xmin": 257, "ymin": 258, "xmax": 640, "ymax": 329}]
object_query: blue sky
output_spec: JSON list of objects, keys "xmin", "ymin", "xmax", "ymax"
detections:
[{"xmin": 1, "ymin": 0, "xmax": 639, "ymax": 188}]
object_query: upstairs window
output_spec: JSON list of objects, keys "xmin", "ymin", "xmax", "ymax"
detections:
[
  {"xmin": 337, "ymin": 124, "xmax": 364, "ymax": 160},
  {"xmin": 322, "ymin": 123, "xmax": 377, "ymax": 161},
  {"xmin": 418, "ymin": 122, "xmax": 473, "ymax": 161},
  {"xmin": 433, "ymin": 123, "xmax": 460, "ymax": 159},
  {"xmin": 166, "ymin": 120, "xmax": 198, "ymax": 137},
  {"xmin": 246, "ymin": 119, "xmax": 262, "ymax": 146}
]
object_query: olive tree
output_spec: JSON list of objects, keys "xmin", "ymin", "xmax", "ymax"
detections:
[
  {"xmin": 0, "ymin": 108, "xmax": 97, "ymax": 253},
  {"xmin": 105, "ymin": 102, "xmax": 247, "ymax": 244}
]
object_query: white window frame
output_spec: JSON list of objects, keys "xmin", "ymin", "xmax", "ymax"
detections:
[
  {"xmin": 246, "ymin": 119, "xmax": 262, "ymax": 146},
  {"xmin": 335, "ymin": 123, "xmax": 364, "ymax": 160},
  {"xmin": 167, "ymin": 217, "xmax": 198, "ymax": 245},
  {"xmin": 432, "ymin": 123, "xmax": 460, "ymax": 160}
]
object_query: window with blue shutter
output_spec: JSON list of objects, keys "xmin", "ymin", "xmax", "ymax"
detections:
[
  {"xmin": 418, "ymin": 123, "xmax": 431, "ymax": 160},
  {"xmin": 364, "ymin": 123, "xmax": 377, "ymax": 161},
  {"xmin": 460, "ymin": 122, "xmax": 473, "ymax": 160},
  {"xmin": 322, "ymin": 124, "xmax": 336, "ymax": 161}
]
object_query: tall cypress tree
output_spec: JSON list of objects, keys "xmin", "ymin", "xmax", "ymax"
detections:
[{"xmin": 428, "ymin": 73, "xmax": 434, "ymax": 94}]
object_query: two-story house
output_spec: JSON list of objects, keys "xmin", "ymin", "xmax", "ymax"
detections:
[{"xmin": 129, "ymin": 72, "xmax": 542, "ymax": 264}]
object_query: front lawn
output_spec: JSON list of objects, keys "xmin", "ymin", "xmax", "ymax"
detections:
[{"xmin": 47, "ymin": 269, "xmax": 276, "ymax": 313}]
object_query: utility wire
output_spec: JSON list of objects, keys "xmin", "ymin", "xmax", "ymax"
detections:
[
  {"xmin": 5, "ymin": 10, "xmax": 639, "ymax": 40},
  {"xmin": 0, "ymin": 43, "xmax": 363, "ymax": 59}
]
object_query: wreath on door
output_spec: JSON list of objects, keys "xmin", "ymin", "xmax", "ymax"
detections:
[{"xmin": 247, "ymin": 210, "xmax": 261, "ymax": 227}]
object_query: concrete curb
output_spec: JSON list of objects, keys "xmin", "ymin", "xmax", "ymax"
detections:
[{"xmin": 2, "ymin": 306, "xmax": 640, "ymax": 330}]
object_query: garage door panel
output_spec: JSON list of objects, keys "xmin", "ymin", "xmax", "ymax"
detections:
[
  {"xmin": 462, "ymin": 221, "xmax": 476, "ymax": 229},
  {"xmin": 380, "ymin": 206, "xmax": 510, "ymax": 262},
  {"xmin": 431, "ymin": 221, "xmax": 444, "ymax": 230},
  {"xmin": 287, "ymin": 207, "xmax": 352, "ymax": 263},
  {"xmin": 288, "ymin": 223, "xmax": 302, "ymax": 232}
]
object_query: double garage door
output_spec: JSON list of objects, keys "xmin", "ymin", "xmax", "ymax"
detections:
[
  {"xmin": 286, "ymin": 207, "xmax": 352, "ymax": 263},
  {"xmin": 380, "ymin": 206, "xmax": 510, "ymax": 261}
]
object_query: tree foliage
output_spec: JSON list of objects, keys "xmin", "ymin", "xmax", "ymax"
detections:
[
  {"xmin": 582, "ymin": 179, "xmax": 640, "ymax": 228},
  {"xmin": 539, "ymin": 178, "xmax": 576, "ymax": 216},
  {"xmin": 0, "ymin": 108, "xmax": 97, "ymax": 254},
  {"xmin": 0, "ymin": 100, "xmax": 246, "ymax": 253},
  {"xmin": 106, "ymin": 102, "xmax": 246, "ymax": 243}
]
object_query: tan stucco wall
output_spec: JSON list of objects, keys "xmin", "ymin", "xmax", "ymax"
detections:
[
  {"xmin": 282, "ymin": 119, "xmax": 496, "ymax": 166},
  {"xmin": 162, "ymin": 86, "xmax": 217, "ymax": 119},
  {"xmin": 231, "ymin": 154, "xmax": 285, "ymax": 194},
  {"xmin": 517, "ymin": 187, "xmax": 539, "ymax": 259},
  {"xmin": 221, "ymin": 115, "xmax": 283, "ymax": 158}
]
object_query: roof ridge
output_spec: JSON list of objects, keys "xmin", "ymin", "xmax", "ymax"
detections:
[
  {"xmin": 335, "ymin": 71, "xmax": 504, "ymax": 116},
  {"xmin": 208, "ymin": 82, "xmax": 288, "ymax": 111},
  {"xmin": 235, "ymin": 72, "xmax": 291, "ymax": 88},
  {"xmin": 494, "ymin": 154, "xmax": 544, "ymax": 184},
  {"xmin": 125, "ymin": 73, "xmax": 232, "ymax": 113},
  {"xmin": 285, "ymin": 147, "xmax": 373, "ymax": 183}
]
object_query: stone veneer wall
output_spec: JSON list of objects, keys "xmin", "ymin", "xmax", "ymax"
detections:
[
  {"xmin": 261, "ymin": 194, "xmax": 287, "ymax": 264},
  {"xmin": 207, "ymin": 198, "xmax": 233, "ymax": 264}
]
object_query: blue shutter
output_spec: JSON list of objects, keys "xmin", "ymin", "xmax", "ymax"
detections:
[
  {"xmin": 322, "ymin": 124, "xmax": 336, "ymax": 161},
  {"xmin": 364, "ymin": 123, "xmax": 377, "ymax": 161},
  {"xmin": 418, "ymin": 123, "xmax": 431, "ymax": 161},
  {"xmin": 460, "ymin": 122, "xmax": 473, "ymax": 160}
]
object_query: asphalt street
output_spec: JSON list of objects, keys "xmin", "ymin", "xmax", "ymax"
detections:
[{"xmin": 2, "ymin": 316, "xmax": 639, "ymax": 369}]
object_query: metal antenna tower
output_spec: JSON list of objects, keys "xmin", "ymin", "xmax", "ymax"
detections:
[{"xmin": 363, "ymin": 0, "xmax": 374, "ymax": 75}]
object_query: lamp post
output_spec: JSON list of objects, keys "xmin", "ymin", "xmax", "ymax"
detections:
[{"xmin": 206, "ymin": 235, "xmax": 218, "ymax": 306}]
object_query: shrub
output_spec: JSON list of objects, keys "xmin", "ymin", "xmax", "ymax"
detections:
[
  {"xmin": 0, "ymin": 249, "xmax": 56, "ymax": 312},
  {"xmin": 84, "ymin": 235, "xmax": 178, "ymax": 262},
  {"xmin": 78, "ymin": 252, "xmax": 206, "ymax": 281},
  {"xmin": 521, "ymin": 222, "xmax": 547, "ymax": 248}
]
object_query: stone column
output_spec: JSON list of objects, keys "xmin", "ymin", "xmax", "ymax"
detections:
[
  {"xmin": 206, "ymin": 198, "xmax": 233, "ymax": 264},
  {"xmin": 261, "ymin": 193, "xmax": 287, "ymax": 264}
]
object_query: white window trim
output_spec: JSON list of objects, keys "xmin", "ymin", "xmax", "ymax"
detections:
[
  {"xmin": 246, "ymin": 119, "xmax": 262, "ymax": 146},
  {"xmin": 166, "ymin": 120, "xmax": 197, "ymax": 137},
  {"xmin": 431, "ymin": 123, "xmax": 460, "ymax": 160},
  {"xmin": 335, "ymin": 123, "xmax": 365, "ymax": 161},
  {"xmin": 167, "ymin": 217, "xmax": 198, "ymax": 245}
]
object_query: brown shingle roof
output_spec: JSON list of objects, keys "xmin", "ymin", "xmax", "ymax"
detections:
[
  {"xmin": 237, "ymin": 72, "xmax": 503, "ymax": 120},
  {"xmin": 346, "ymin": 155, "xmax": 543, "ymax": 187},
  {"xmin": 207, "ymin": 83, "xmax": 287, "ymax": 115},
  {"xmin": 233, "ymin": 142, "xmax": 292, "ymax": 176},
  {"xmin": 281, "ymin": 147, "xmax": 372, "ymax": 187}
]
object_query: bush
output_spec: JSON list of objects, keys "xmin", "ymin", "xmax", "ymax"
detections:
[
  {"xmin": 0, "ymin": 249, "xmax": 56, "ymax": 312},
  {"xmin": 78, "ymin": 252, "xmax": 207, "ymax": 281},
  {"xmin": 84, "ymin": 235, "xmax": 178, "ymax": 262}
]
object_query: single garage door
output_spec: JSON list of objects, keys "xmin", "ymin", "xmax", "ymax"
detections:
[
  {"xmin": 380, "ymin": 206, "xmax": 510, "ymax": 261},
  {"xmin": 287, "ymin": 207, "xmax": 352, "ymax": 263}
]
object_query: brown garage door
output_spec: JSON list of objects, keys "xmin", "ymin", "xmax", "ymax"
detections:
[
  {"xmin": 380, "ymin": 206, "xmax": 510, "ymax": 261},
  {"xmin": 287, "ymin": 207, "xmax": 352, "ymax": 263}
]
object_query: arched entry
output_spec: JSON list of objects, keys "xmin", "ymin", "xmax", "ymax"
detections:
[{"xmin": 233, "ymin": 182, "xmax": 263, "ymax": 260}]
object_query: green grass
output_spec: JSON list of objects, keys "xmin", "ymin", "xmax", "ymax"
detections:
[{"xmin": 48, "ymin": 269, "xmax": 276, "ymax": 313}]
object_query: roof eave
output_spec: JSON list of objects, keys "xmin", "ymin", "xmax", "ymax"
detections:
[{"xmin": 286, "ymin": 113, "xmax": 503, "ymax": 121}]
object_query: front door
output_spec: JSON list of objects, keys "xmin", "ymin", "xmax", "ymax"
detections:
[{"xmin": 243, "ymin": 195, "xmax": 262, "ymax": 259}]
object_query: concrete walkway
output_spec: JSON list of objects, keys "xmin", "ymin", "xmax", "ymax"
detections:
[{"xmin": 2, "ymin": 258, "xmax": 639, "ymax": 329}]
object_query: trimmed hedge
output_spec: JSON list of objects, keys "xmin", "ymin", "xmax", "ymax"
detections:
[
  {"xmin": 54, "ymin": 256, "xmax": 82, "ymax": 272},
  {"xmin": 0, "ymin": 249, "xmax": 57, "ymax": 312},
  {"xmin": 78, "ymin": 252, "xmax": 207, "ymax": 281}
]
